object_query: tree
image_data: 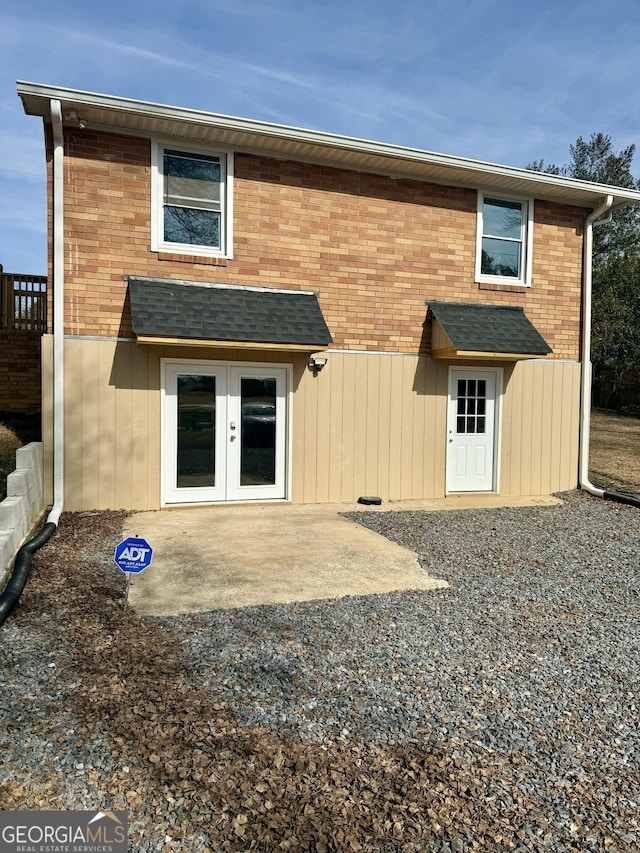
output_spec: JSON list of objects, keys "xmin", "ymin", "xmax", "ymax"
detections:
[{"xmin": 529, "ymin": 134, "xmax": 640, "ymax": 408}]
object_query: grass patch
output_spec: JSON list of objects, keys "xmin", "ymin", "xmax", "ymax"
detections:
[{"xmin": 589, "ymin": 408, "xmax": 640, "ymax": 494}]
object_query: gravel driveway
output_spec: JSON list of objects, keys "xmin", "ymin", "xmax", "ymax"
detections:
[{"xmin": 0, "ymin": 491, "xmax": 638, "ymax": 851}]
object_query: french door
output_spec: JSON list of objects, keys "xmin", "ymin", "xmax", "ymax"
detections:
[
  {"xmin": 163, "ymin": 362, "xmax": 288, "ymax": 504},
  {"xmin": 447, "ymin": 369, "xmax": 499, "ymax": 492}
]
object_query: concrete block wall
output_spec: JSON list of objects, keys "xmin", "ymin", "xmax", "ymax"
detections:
[{"xmin": 0, "ymin": 442, "xmax": 44, "ymax": 580}]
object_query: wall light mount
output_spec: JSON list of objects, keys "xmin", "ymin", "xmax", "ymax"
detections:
[
  {"xmin": 308, "ymin": 355, "xmax": 328, "ymax": 373},
  {"xmin": 67, "ymin": 111, "xmax": 88, "ymax": 129}
]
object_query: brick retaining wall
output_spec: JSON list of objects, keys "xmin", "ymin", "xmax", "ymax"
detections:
[{"xmin": 0, "ymin": 330, "xmax": 42, "ymax": 413}]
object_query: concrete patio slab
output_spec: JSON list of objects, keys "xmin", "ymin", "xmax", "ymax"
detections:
[{"xmin": 125, "ymin": 495, "xmax": 561, "ymax": 616}]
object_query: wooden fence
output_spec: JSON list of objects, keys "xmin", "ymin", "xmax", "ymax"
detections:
[
  {"xmin": 0, "ymin": 265, "xmax": 47, "ymax": 412},
  {"xmin": 1, "ymin": 268, "xmax": 47, "ymax": 332}
]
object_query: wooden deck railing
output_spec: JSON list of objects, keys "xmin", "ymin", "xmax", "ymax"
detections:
[{"xmin": 1, "ymin": 267, "xmax": 47, "ymax": 332}]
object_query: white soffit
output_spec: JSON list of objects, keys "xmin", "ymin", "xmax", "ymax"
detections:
[{"xmin": 17, "ymin": 81, "xmax": 640, "ymax": 211}]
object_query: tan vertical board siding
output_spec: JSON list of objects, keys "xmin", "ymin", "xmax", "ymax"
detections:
[
  {"xmin": 314, "ymin": 360, "xmax": 332, "ymax": 503},
  {"xmin": 530, "ymin": 364, "xmax": 545, "ymax": 495},
  {"xmin": 302, "ymin": 363, "xmax": 319, "ymax": 503},
  {"xmin": 500, "ymin": 360, "xmax": 581, "ymax": 496},
  {"xmin": 64, "ymin": 339, "xmax": 83, "ymax": 507},
  {"xmin": 340, "ymin": 354, "xmax": 357, "ymax": 501},
  {"xmin": 501, "ymin": 361, "xmax": 524, "ymax": 496},
  {"xmin": 326, "ymin": 355, "xmax": 345, "ymax": 502},
  {"xmin": 294, "ymin": 353, "xmax": 580, "ymax": 503},
  {"xmin": 81, "ymin": 340, "xmax": 101, "ymax": 509},
  {"xmin": 375, "ymin": 355, "xmax": 393, "ymax": 500},
  {"xmin": 548, "ymin": 364, "xmax": 564, "ymax": 493},
  {"xmin": 519, "ymin": 363, "xmax": 535, "ymax": 495},
  {"xmin": 364, "ymin": 354, "xmax": 381, "ymax": 497},
  {"xmin": 567, "ymin": 363, "xmax": 581, "ymax": 487},
  {"xmin": 131, "ymin": 346, "xmax": 150, "ymax": 509},
  {"xmin": 354, "ymin": 355, "xmax": 370, "ymax": 497},
  {"xmin": 97, "ymin": 341, "xmax": 118, "ymax": 509},
  {"xmin": 410, "ymin": 357, "xmax": 427, "ymax": 497},
  {"xmin": 45, "ymin": 340, "xmax": 580, "ymax": 511},
  {"xmin": 146, "ymin": 350, "xmax": 162, "ymax": 506},
  {"xmin": 46, "ymin": 338, "xmax": 156, "ymax": 511},
  {"xmin": 433, "ymin": 360, "xmax": 450, "ymax": 492},
  {"xmin": 113, "ymin": 342, "xmax": 134, "ymax": 509},
  {"xmin": 294, "ymin": 352, "xmax": 448, "ymax": 503}
]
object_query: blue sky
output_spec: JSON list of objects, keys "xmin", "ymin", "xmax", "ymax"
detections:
[{"xmin": 2, "ymin": 0, "xmax": 640, "ymax": 274}]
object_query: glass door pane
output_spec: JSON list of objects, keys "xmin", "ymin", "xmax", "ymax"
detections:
[
  {"xmin": 240, "ymin": 377, "xmax": 277, "ymax": 486},
  {"xmin": 164, "ymin": 362, "xmax": 287, "ymax": 504},
  {"xmin": 164, "ymin": 363, "xmax": 226, "ymax": 505},
  {"xmin": 227, "ymin": 366, "xmax": 287, "ymax": 501},
  {"xmin": 176, "ymin": 374, "xmax": 216, "ymax": 488}
]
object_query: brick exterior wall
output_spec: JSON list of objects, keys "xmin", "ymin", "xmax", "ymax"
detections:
[
  {"xmin": 0, "ymin": 330, "xmax": 42, "ymax": 413},
  {"xmin": 50, "ymin": 128, "xmax": 586, "ymax": 360}
]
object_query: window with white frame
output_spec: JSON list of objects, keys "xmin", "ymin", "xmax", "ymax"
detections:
[
  {"xmin": 476, "ymin": 193, "xmax": 532, "ymax": 286},
  {"xmin": 152, "ymin": 142, "xmax": 233, "ymax": 257}
]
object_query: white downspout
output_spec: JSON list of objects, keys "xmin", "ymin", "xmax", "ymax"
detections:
[
  {"xmin": 47, "ymin": 99, "xmax": 64, "ymax": 526},
  {"xmin": 579, "ymin": 193, "xmax": 614, "ymax": 497}
]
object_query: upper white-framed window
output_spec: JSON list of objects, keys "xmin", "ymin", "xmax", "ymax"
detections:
[
  {"xmin": 151, "ymin": 140, "xmax": 234, "ymax": 258},
  {"xmin": 475, "ymin": 192, "xmax": 533, "ymax": 287}
]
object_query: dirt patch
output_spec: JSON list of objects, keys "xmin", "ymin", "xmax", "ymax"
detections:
[{"xmin": 589, "ymin": 409, "xmax": 640, "ymax": 494}]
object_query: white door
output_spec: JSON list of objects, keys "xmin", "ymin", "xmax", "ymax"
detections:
[
  {"xmin": 447, "ymin": 369, "xmax": 497, "ymax": 492},
  {"xmin": 163, "ymin": 362, "xmax": 288, "ymax": 504}
]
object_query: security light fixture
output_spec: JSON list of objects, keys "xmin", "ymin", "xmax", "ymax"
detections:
[
  {"xmin": 67, "ymin": 111, "xmax": 87, "ymax": 129},
  {"xmin": 308, "ymin": 355, "xmax": 327, "ymax": 373}
]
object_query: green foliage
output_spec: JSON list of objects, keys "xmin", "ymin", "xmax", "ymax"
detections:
[{"xmin": 529, "ymin": 134, "xmax": 640, "ymax": 396}]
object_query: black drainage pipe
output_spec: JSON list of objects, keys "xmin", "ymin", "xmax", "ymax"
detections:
[
  {"xmin": 603, "ymin": 489, "xmax": 640, "ymax": 509},
  {"xmin": 0, "ymin": 522, "xmax": 57, "ymax": 626}
]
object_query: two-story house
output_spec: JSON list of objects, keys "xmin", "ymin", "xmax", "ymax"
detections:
[{"xmin": 17, "ymin": 82, "xmax": 640, "ymax": 512}]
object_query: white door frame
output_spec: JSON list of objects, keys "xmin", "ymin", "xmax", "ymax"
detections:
[
  {"xmin": 446, "ymin": 366, "xmax": 502, "ymax": 493},
  {"xmin": 161, "ymin": 358, "xmax": 292, "ymax": 506}
]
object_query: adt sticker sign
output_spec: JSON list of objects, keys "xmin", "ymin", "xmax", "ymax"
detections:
[{"xmin": 114, "ymin": 537, "xmax": 153, "ymax": 573}]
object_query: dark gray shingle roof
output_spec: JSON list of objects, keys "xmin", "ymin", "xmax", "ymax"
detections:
[
  {"xmin": 428, "ymin": 301, "xmax": 552, "ymax": 355},
  {"xmin": 128, "ymin": 277, "xmax": 333, "ymax": 347}
]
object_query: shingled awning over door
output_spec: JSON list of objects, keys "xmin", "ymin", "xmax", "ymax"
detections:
[
  {"xmin": 427, "ymin": 301, "xmax": 552, "ymax": 359},
  {"xmin": 127, "ymin": 277, "xmax": 333, "ymax": 351}
]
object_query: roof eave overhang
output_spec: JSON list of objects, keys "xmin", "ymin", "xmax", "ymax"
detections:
[
  {"xmin": 136, "ymin": 334, "xmax": 328, "ymax": 352},
  {"xmin": 17, "ymin": 81, "xmax": 640, "ymax": 212},
  {"xmin": 432, "ymin": 347, "xmax": 546, "ymax": 360}
]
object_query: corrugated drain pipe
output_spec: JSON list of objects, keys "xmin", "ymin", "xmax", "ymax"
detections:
[
  {"xmin": 0, "ymin": 98, "xmax": 65, "ymax": 626},
  {"xmin": 580, "ymin": 194, "xmax": 640, "ymax": 510}
]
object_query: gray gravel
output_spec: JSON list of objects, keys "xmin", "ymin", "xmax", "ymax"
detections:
[
  {"xmin": 1, "ymin": 490, "xmax": 638, "ymax": 850},
  {"xmin": 171, "ymin": 492, "xmax": 639, "ymax": 746},
  {"xmin": 165, "ymin": 490, "xmax": 639, "ymax": 841}
]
